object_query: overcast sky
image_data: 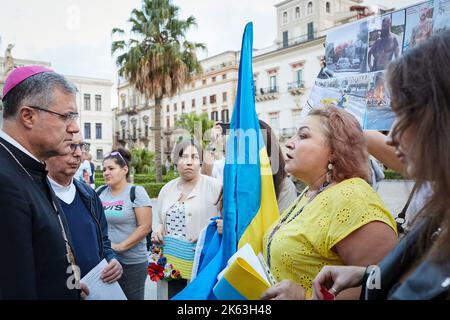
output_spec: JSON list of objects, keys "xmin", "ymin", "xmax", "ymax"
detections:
[{"xmin": 0, "ymin": 0, "xmax": 421, "ymax": 81}]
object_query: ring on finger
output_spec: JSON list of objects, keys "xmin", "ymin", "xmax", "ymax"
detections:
[{"xmin": 329, "ymin": 287, "xmax": 338, "ymax": 296}]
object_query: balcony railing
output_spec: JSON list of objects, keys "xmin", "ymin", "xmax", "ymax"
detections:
[
  {"xmin": 280, "ymin": 127, "xmax": 296, "ymax": 138},
  {"xmin": 256, "ymin": 86, "xmax": 279, "ymax": 96},
  {"xmin": 287, "ymin": 81, "xmax": 305, "ymax": 90},
  {"xmin": 278, "ymin": 31, "xmax": 319, "ymax": 50},
  {"xmin": 287, "ymin": 81, "xmax": 306, "ymax": 96}
]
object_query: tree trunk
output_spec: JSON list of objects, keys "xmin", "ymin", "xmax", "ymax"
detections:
[{"xmin": 154, "ymin": 96, "xmax": 163, "ymax": 182}]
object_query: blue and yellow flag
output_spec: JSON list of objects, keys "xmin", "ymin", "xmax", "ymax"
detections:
[{"xmin": 173, "ymin": 22, "xmax": 279, "ymax": 300}]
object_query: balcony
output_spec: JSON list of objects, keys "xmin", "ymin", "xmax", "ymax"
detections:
[
  {"xmin": 277, "ymin": 32, "xmax": 319, "ymax": 50},
  {"xmin": 115, "ymin": 131, "xmax": 127, "ymax": 144},
  {"xmin": 255, "ymin": 86, "xmax": 279, "ymax": 102},
  {"xmin": 126, "ymin": 106, "xmax": 138, "ymax": 115},
  {"xmin": 287, "ymin": 81, "xmax": 306, "ymax": 96},
  {"xmin": 163, "ymin": 126, "xmax": 174, "ymax": 135},
  {"xmin": 280, "ymin": 127, "xmax": 296, "ymax": 139}
]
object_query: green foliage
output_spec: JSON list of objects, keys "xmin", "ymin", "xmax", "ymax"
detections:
[
  {"xmin": 383, "ymin": 169, "xmax": 405, "ymax": 180},
  {"xmin": 175, "ymin": 112, "xmax": 214, "ymax": 145},
  {"xmin": 111, "ymin": 0, "xmax": 206, "ymax": 182},
  {"xmin": 141, "ymin": 183, "xmax": 166, "ymax": 198},
  {"xmin": 130, "ymin": 148, "xmax": 155, "ymax": 174}
]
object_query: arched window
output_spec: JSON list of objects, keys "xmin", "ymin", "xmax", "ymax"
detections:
[
  {"xmin": 307, "ymin": 2, "xmax": 313, "ymax": 14},
  {"xmin": 283, "ymin": 11, "xmax": 288, "ymax": 24},
  {"xmin": 295, "ymin": 6, "xmax": 300, "ymax": 19},
  {"xmin": 326, "ymin": 2, "xmax": 331, "ymax": 13}
]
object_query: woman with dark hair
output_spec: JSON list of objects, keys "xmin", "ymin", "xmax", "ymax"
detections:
[
  {"xmin": 259, "ymin": 120, "xmax": 297, "ymax": 213},
  {"xmin": 152, "ymin": 139, "xmax": 221, "ymax": 298},
  {"xmin": 261, "ymin": 106, "xmax": 397, "ymax": 300},
  {"xmin": 97, "ymin": 148, "xmax": 152, "ymax": 300},
  {"xmin": 313, "ymin": 30, "xmax": 450, "ymax": 300}
]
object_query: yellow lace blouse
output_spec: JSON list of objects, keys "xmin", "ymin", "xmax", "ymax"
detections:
[{"xmin": 263, "ymin": 178, "xmax": 397, "ymax": 296}]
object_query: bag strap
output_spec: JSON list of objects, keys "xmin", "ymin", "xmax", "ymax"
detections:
[
  {"xmin": 130, "ymin": 185, "xmax": 136, "ymax": 203},
  {"xmin": 395, "ymin": 182, "xmax": 418, "ymax": 234},
  {"xmin": 96, "ymin": 185, "xmax": 108, "ymax": 197},
  {"xmin": 97, "ymin": 184, "xmax": 136, "ymax": 203}
]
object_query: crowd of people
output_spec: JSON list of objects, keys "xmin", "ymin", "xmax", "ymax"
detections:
[{"xmin": 1, "ymin": 30, "xmax": 449, "ymax": 300}]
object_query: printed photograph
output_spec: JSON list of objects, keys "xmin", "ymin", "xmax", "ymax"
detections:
[
  {"xmin": 403, "ymin": 1, "xmax": 434, "ymax": 52},
  {"xmin": 433, "ymin": 0, "xmax": 450, "ymax": 33},
  {"xmin": 367, "ymin": 10, "xmax": 405, "ymax": 72},
  {"xmin": 364, "ymin": 71, "xmax": 395, "ymax": 131},
  {"xmin": 324, "ymin": 20, "xmax": 369, "ymax": 76}
]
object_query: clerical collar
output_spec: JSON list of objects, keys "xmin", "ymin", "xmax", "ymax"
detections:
[
  {"xmin": 0, "ymin": 130, "xmax": 42, "ymax": 163},
  {"xmin": 48, "ymin": 176, "xmax": 76, "ymax": 205}
]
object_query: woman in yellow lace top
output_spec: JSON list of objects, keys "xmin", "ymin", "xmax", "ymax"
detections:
[{"xmin": 261, "ymin": 106, "xmax": 397, "ymax": 300}]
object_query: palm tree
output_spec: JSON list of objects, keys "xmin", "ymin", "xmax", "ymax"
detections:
[
  {"xmin": 112, "ymin": 0, "xmax": 205, "ymax": 182},
  {"xmin": 175, "ymin": 112, "xmax": 214, "ymax": 147}
]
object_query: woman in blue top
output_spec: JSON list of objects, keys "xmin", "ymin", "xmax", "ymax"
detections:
[{"xmin": 98, "ymin": 148, "xmax": 152, "ymax": 300}]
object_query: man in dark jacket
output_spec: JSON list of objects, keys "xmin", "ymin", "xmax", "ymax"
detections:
[
  {"xmin": 46, "ymin": 132, "xmax": 123, "ymax": 282},
  {"xmin": 0, "ymin": 66, "xmax": 82, "ymax": 299}
]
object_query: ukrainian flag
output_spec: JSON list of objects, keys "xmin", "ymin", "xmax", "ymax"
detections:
[{"xmin": 173, "ymin": 22, "xmax": 279, "ymax": 300}]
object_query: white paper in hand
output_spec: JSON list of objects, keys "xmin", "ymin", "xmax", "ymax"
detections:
[{"xmin": 81, "ymin": 259, "xmax": 127, "ymax": 300}]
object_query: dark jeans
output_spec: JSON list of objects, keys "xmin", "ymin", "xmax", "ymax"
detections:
[
  {"xmin": 118, "ymin": 262, "xmax": 148, "ymax": 300},
  {"xmin": 168, "ymin": 279, "xmax": 188, "ymax": 299}
]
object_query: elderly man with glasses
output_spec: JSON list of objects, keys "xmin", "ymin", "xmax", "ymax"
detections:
[
  {"xmin": 0, "ymin": 66, "xmax": 82, "ymax": 299},
  {"xmin": 46, "ymin": 133, "xmax": 123, "ymax": 293}
]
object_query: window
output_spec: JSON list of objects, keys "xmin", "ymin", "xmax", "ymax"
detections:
[
  {"xmin": 203, "ymin": 97, "xmax": 207, "ymax": 106},
  {"xmin": 96, "ymin": 149, "xmax": 103, "ymax": 160},
  {"xmin": 222, "ymin": 92, "xmax": 227, "ymax": 102},
  {"xmin": 283, "ymin": 31, "xmax": 289, "ymax": 48},
  {"xmin": 210, "ymin": 94, "xmax": 216, "ymax": 104},
  {"xmin": 84, "ymin": 94, "xmax": 91, "ymax": 111},
  {"xmin": 212, "ymin": 76, "xmax": 216, "ymax": 83},
  {"xmin": 95, "ymin": 123, "xmax": 102, "ymax": 139},
  {"xmin": 295, "ymin": 6, "xmax": 300, "ymax": 19},
  {"xmin": 308, "ymin": 22, "xmax": 314, "ymax": 40},
  {"xmin": 166, "ymin": 116, "xmax": 170, "ymax": 128},
  {"xmin": 182, "ymin": 101, "xmax": 185, "ymax": 110},
  {"xmin": 211, "ymin": 111, "xmax": 218, "ymax": 121},
  {"xmin": 95, "ymin": 95, "xmax": 102, "ymax": 111},
  {"xmin": 292, "ymin": 109, "xmax": 302, "ymax": 127},
  {"xmin": 307, "ymin": 2, "xmax": 313, "ymax": 14},
  {"xmin": 173, "ymin": 115, "xmax": 177, "ymax": 125},
  {"xmin": 145, "ymin": 124, "xmax": 149, "ymax": 137},
  {"xmin": 174, "ymin": 103, "xmax": 177, "ymax": 112},
  {"xmin": 121, "ymin": 128, "xmax": 126, "ymax": 140},
  {"xmin": 269, "ymin": 113, "xmax": 280, "ymax": 133},
  {"xmin": 222, "ymin": 74, "xmax": 227, "ymax": 80},
  {"xmin": 221, "ymin": 109, "xmax": 229, "ymax": 123},
  {"xmin": 270, "ymin": 75, "xmax": 277, "ymax": 91},
  {"xmin": 295, "ymin": 69, "xmax": 303, "ymax": 86},
  {"xmin": 132, "ymin": 125, "xmax": 137, "ymax": 140},
  {"xmin": 121, "ymin": 97, "xmax": 126, "ymax": 109},
  {"xmin": 192, "ymin": 98, "xmax": 196, "ymax": 108},
  {"xmin": 130, "ymin": 95, "xmax": 137, "ymax": 108},
  {"xmin": 166, "ymin": 105, "xmax": 170, "ymax": 113},
  {"xmin": 282, "ymin": 11, "xmax": 288, "ymax": 24},
  {"xmin": 326, "ymin": 2, "xmax": 331, "ymax": 13},
  {"xmin": 84, "ymin": 123, "xmax": 91, "ymax": 139},
  {"xmin": 202, "ymin": 79, "xmax": 207, "ymax": 85}
]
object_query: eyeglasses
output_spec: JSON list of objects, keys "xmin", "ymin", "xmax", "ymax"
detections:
[
  {"xmin": 69, "ymin": 143, "xmax": 89, "ymax": 153},
  {"xmin": 28, "ymin": 105, "xmax": 79, "ymax": 123},
  {"xmin": 109, "ymin": 151, "xmax": 126, "ymax": 163}
]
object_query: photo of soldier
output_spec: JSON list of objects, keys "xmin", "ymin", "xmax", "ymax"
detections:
[
  {"xmin": 367, "ymin": 11, "xmax": 405, "ymax": 72},
  {"xmin": 403, "ymin": 1, "xmax": 434, "ymax": 51}
]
